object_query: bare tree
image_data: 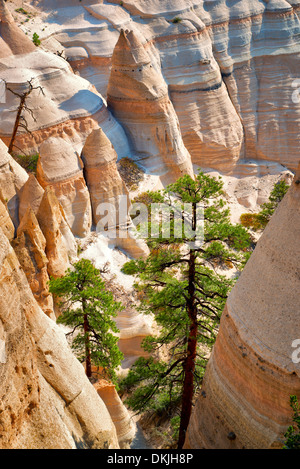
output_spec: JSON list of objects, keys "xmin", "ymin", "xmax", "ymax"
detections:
[{"xmin": 5, "ymin": 78, "xmax": 44, "ymax": 155}]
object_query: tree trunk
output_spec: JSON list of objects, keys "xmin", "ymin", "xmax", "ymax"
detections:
[
  {"xmin": 83, "ymin": 311, "xmax": 92, "ymax": 378},
  {"xmin": 177, "ymin": 249, "xmax": 198, "ymax": 449},
  {"xmin": 8, "ymin": 96, "xmax": 25, "ymax": 155}
]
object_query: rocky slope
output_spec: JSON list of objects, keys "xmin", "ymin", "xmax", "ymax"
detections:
[{"xmin": 185, "ymin": 164, "xmax": 300, "ymax": 449}]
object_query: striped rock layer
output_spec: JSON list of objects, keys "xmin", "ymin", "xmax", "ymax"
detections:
[{"xmin": 40, "ymin": 0, "xmax": 300, "ymax": 174}]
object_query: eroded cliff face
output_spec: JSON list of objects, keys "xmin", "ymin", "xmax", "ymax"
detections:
[
  {"xmin": 12, "ymin": 207, "xmax": 54, "ymax": 319},
  {"xmin": 0, "ymin": 222, "xmax": 119, "ymax": 449},
  {"xmin": 29, "ymin": 0, "xmax": 300, "ymax": 174},
  {"xmin": 185, "ymin": 165, "xmax": 300, "ymax": 449},
  {"xmin": 1, "ymin": 0, "xmax": 299, "ymax": 450},
  {"xmin": 0, "ymin": 142, "xmax": 139, "ymax": 448}
]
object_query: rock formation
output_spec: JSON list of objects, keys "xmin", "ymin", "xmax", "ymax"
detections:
[
  {"xmin": 37, "ymin": 137, "xmax": 92, "ymax": 238},
  {"xmin": 18, "ymin": 174, "xmax": 77, "ymax": 283},
  {"xmin": 0, "ymin": 226, "xmax": 119, "ymax": 449},
  {"xmin": 0, "ymin": 139, "xmax": 28, "ymax": 228},
  {"xmin": 18, "ymin": 174, "xmax": 45, "ymax": 222},
  {"xmin": 36, "ymin": 0, "xmax": 300, "ymax": 174},
  {"xmin": 185, "ymin": 164, "xmax": 300, "ymax": 449},
  {"xmin": 36, "ymin": 186, "xmax": 74, "ymax": 279},
  {"xmin": 82, "ymin": 127, "xmax": 129, "ymax": 228},
  {"xmin": 0, "ymin": 198, "xmax": 14, "ymax": 241},
  {"xmin": 82, "ymin": 127, "xmax": 149, "ymax": 259},
  {"xmin": 94, "ymin": 379, "xmax": 136, "ymax": 449},
  {"xmin": 107, "ymin": 29, "xmax": 194, "ymax": 183},
  {"xmin": 12, "ymin": 207, "xmax": 54, "ymax": 319}
]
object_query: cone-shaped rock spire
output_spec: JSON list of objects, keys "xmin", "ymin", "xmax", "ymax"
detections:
[
  {"xmin": 82, "ymin": 127, "xmax": 129, "ymax": 227},
  {"xmin": 19, "ymin": 174, "xmax": 45, "ymax": 222},
  {"xmin": 36, "ymin": 186, "xmax": 72, "ymax": 279},
  {"xmin": 107, "ymin": 29, "xmax": 193, "ymax": 183},
  {"xmin": 111, "ymin": 29, "xmax": 151, "ymax": 68},
  {"xmin": 82, "ymin": 127, "xmax": 149, "ymax": 259}
]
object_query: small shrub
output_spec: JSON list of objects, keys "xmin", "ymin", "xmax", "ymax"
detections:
[
  {"xmin": 240, "ymin": 213, "xmax": 265, "ymax": 231},
  {"xmin": 172, "ymin": 17, "xmax": 182, "ymax": 23},
  {"xmin": 13, "ymin": 153, "xmax": 39, "ymax": 174},
  {"xmin": 117, "ymin": 157, "xmax": 144, "ymax": 190},
  {"xmin": 32, "ymin": 33, "xmax": 41, "ymax": 47},
  {"xmin": 15, "ymin": 8, "xmax": 29, "ymax": 15}
]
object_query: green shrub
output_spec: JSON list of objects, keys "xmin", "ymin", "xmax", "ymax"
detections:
[
  {"xmin": 283, "ymin": 396, "xmax": 300, "ymax": 449},
  {"xmin": 13, "ymin": 153, "xmax": 39, "ymax": 174},
  {"xmin": 32, "ymin": 33, "xmax": 41, "ymax": 47},
  {"xmin": 240, "ymin": 180, "xmax": 289, "ymax": 231}
]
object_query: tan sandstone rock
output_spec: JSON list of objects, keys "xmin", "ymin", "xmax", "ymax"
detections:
[
  {"xmin": 0, "ymin": 198, "xmax": 14, "ymax": 241},
  {"xmin": 185, "ymin": 164, "xmax": 300, "ymax": 449},
  {"xmin": 36, "ymin": 186, "xmax": 73, "ymax": 279},
  {"xmin": 82, "ymin": 127, "xmax": 129, "ymax": 227},
  {"xmin": 37, "ymin": 137, "xmax": 92, "ymax": 238},
  {"xmin": 82, "ymin": 127, "xmax": 149, "ymax": 259},
  {"xmin": 0, "ymin": 0, "xmax": 131, "ymax": 163},
  {"xmin": 0, "ymin": 227, "xmax": 119, "ymax": 449},
  {"xmin": 107, "ymin": 29, "xmax": 194, "ymax": 184},
  {"xmin": 40, "ymin": 1, "xmax": 300, "ymax": 174},
  {"xmin": 94, "ymin": 379, "xmax": 136, "ymax": 449},
  {"xmin": 0, "ymin": 0, "xmax": 36, "ymax": 58},
  {"xmin": 12, "ymin": 207, "xmax": 54, "ymax": 319}
]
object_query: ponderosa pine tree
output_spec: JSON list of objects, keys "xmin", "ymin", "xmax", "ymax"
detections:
[
  {"xmin": 49, "ymin": 259, "xmax": 123, "ymax": 383},
  {"xmin": 121, "ymin": 171, "xmax": 251, "ymax": 448}
]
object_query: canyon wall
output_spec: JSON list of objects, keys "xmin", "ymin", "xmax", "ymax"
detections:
[
  {"xmin": 31, "ymin": 0, "xmax": 300, "ymax": 174},
  {"xmin": 185, "ymin": 164, "xmax": 300, "ymax": 449}
]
